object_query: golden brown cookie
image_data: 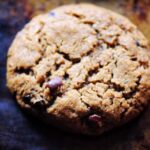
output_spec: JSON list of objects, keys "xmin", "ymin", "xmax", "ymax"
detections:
[{"xmin": 7, "ymin": 4, "xmax": 150, "ymax": 135}]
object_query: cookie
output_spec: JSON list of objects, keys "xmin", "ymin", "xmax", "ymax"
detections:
[{"xmin": 7, "ymin": 4, "xmax": 150, "ymax": 135}]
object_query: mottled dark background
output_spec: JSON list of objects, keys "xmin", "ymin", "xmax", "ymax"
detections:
[{"xmin": 0, "ymin": 0, "xmax": 150, "ymax": 150}]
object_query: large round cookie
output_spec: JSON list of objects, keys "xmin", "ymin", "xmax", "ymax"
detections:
[{"xmin": 7, "ymin": 4, "xmax": 150, "ymax": 135}]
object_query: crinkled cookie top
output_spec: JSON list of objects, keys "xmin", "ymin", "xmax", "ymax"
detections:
[{"xmin": 7, "ymin": 4, "xmax": 150, "ymax": 135}]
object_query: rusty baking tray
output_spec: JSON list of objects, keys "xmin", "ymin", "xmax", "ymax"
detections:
[{"xmin": 0, "ymin": 0, "xmax": 150, "ymax": 150}]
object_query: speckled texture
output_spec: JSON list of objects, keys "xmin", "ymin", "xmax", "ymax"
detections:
[{"xmin": 7, "ymin": 4, "xmax": 150, "ymax": 135}]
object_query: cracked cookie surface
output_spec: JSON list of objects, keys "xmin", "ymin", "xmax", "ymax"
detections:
[{"xmin": 7, "ymin": 4, "xmax": 150, "ymax": 135}]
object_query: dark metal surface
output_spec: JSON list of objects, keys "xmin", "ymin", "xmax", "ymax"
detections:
[{"xmin": 0, "ymin": 0, "xmax": 150, "ymax": 150}]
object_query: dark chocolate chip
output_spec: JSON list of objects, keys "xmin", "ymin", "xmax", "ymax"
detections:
[
  {"xmin": 64, "ymin": 73, "xmax": 69, "ymax": 80},
  {"xmin": 46, "ymin": 77, "xmax": 62, "ymax": 90},
  {"xmin": 135, "ymin": 41, "xmax": 141, "ymax": 47},
  {"xmin": 23, "ymin": 94, "xmax": 31, "ymax": 104},
  {"xmin": 88, "ymin": 114, "xmax": 102, "ymax": 127},
  {"xmin": 33, "ymin": 100, "xmax": 46, "ymax": 111},
  {"xmin": 131, "ymin": 57, "xmax": 137, "ymax": 61},
  {"xmin": 48, "ymin": 12, "xmax": 55, "ymax": 17}
]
